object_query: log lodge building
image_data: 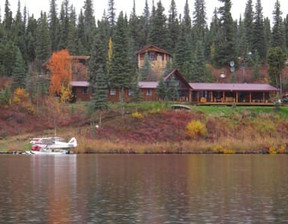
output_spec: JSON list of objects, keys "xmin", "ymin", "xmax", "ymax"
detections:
[{"xmin": 70, "ymin": 45, "xmax": 278, "ymax": 106}]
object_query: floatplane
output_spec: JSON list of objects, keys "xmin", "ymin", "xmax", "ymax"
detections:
[{"xmin": 25, "ymin": 137, "xmax": 77, "ymax": 155}]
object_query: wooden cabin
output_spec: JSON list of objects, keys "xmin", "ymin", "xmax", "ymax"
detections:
[
  {"xmin": 136, "ymin": 45, "xmax": 173, "ymax": 80},
  {"xmin": 190, "ymin": 83, "xmax": 278, "ymax": 105}
]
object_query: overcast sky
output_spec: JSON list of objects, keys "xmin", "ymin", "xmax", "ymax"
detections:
[{"xmin": 1, "ymin": 0, "xmax": 288, "ymax": 24}]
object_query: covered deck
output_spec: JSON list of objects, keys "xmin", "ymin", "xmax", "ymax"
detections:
[{"xmin": 190, "ymin": 83, "xmax": 278, "ymax": 106}]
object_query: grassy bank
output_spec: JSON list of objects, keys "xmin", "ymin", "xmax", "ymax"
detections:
[{"xmin": 1, "ymin": 102, "xmax": 288, "ymax": 154}]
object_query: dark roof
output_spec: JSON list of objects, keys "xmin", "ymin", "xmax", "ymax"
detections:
[
  {"xmin": 136, "ymin": 45, "xmax": 172, "ymax": 57},
  {"xmin": 189, "ymin": 83, "xmax": 278, "ymax": 92}
]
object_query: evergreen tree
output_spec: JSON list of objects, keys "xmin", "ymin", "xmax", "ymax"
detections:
[
  {"xmin": 167, "ymin": 0, "xmax": 179, "ymax": 53},
  {"xmin": 271, "ymin": 0, "xmax": 286, "ymax": 50},
  {"xmin": 285, "ymin": 15, "xmax": 288, "ymax": 50},
  {"xmin": 267, "ymin": 47, "xmax": 286, "ymax": 91},
  {"xmin": 67, "ymin": 6, "xmax": 77, "ymax": 54},
  {"xmin": 89, "ymin": 67, "xmax": 108, "ymax": 127},
  {"xmin": 83, "ymin": 0, "xmax": 96, "ymax": 53},
  {"xmin": 36, "ymin": 12, "xmax": 51, "ymax": 64},
  {"xmin": 89, "ymin": 33, "xmax": 107, "ymax": 85},
  {"xmin": 214, "ymin": 0, "xmax": 236, "ymax": 66},
  {"xmin": 193, "ymin": 0, "xmax": 207, "ymax": 40},
  {"xmin": 244, "ymin": 0, "xmax": 254, "ymax": 52},
  {"xmin": 4, "ymin": 0, "xmax": 12, "ymax": 31},
  {"xmin": 156, "ymin": 76, "xmax": 167, "ymax": 100},
  {"xmin": 130, "ymin": 74, "xmax": 142, "ymax": 102},
  {"xmin": 139, "ymin": 0, "xmax": 150, "ymax": 46},
  {"xmin": 58, "ymin": 0, "xmax": 70, "ymax": 50},
  {"xmin": 148, "ymin": 1, "xmax": 168, "ymax": 50},
  {"xmin": 251, "ymin": 50, "xmax": 261, "ymax": 81},
  {"xmin": 139, "ymin": 53, "xmax": 152, "ymax": 81},
  {"xmin": 110, "ymin": 12, "xmax": 133, "ymax": 89},
  {"xmin": 236, "ymin": 17, "xmax": 247, "ymax": 59},
  {"xmin": 108, "ymin": 0, "xmax": 116, "ymax": 28},
  {"xmin": 12, "ymin": 1, "xmax": 27, "ymax": 61},
  {"xmin": 77, "ymin": 10, "xmax": 86, "ymax": 54},
  {"xmin": 253, "ymin": 0, "xmax": 266, "ymax": 60},
  {"xmin": 12, "ymin": 48, "xmax": 26, "ymax": 89},
  {"xmin": 26, "ymin": 16, "xmax": 37, "ymax": 62},
  {"xmin": 166, "ymin": 76, "xmax": 179, "ymax": 101},
  {"xmin": 183, "ymin": 0, "xmax": 191, "ymax": 31},
  {"xmin": 264, "ymin": 17, "xmax": 272, "ymax": 50},
  {"xmin": 0, "ymin": 40, "xmax": 18, "ymax": 77},
  {"xmin": 48, "ymin": 0, "xmax": 59, "ymax": 51}
]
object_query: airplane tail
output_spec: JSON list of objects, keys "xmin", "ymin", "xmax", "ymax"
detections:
[{"xmin": 68, "ymin": 137, "xmax": 78, "ymax": 147}]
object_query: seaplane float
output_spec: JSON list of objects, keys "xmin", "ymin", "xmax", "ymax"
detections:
[{"xmin": 25, "ymin": 137, "xmax": 77, "ymax": 155}]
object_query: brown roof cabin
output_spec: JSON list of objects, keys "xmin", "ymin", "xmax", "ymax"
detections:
[{"xmin": 136, "ymin": 45, "xmax": 173, "ymax": 80}]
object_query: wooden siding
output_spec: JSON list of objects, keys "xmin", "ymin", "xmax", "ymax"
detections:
[{"xmin": 72, "ymin": 86, "xmax": 92, "ymax": 101}]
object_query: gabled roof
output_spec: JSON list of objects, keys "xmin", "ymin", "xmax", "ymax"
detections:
[
  {"xmin": 136, "ymin": 45, "xmax": 172, "ymax": 57},
  {"xmin": 189, "ymin": 83, "xmax": 278, "ymax": 92},
  {"xmin": 164, "ymin": 69, "xmax": 192, "ymax": 89}
]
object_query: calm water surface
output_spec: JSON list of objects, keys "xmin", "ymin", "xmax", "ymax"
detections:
[{"xmin": 0, "ymin": 154, "xmax": 288, "ymax": 223}]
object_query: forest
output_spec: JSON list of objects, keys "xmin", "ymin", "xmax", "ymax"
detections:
[{"xmin": 0, "ymin": 0, "xmax": 288, "ymax": 104}]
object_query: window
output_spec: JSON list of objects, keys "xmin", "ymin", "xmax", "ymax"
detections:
[
  {"xmin": 146, "ymin": 89, "xmax": 152, "ymax": 96},
  {"xmin": 149, "ymin": 52, "xmax": 156, "ymax": 60},
  {"xmin": 110, "ymin": 89, "xmax": 116, "ymax": 96},
  {"xmin": 82, "ymin": 87, "xmax": 88, "ymax": 94},
  {"xmin": 128, "ymin": 89, "xmax": 133, "ymax": 96}
]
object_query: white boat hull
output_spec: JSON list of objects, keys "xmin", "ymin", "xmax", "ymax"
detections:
[{"xmin": 25, "ymin": 149, "xmax": 69, "ymax": 155}]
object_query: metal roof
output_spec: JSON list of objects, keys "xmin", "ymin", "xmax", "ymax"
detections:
[
  {"xmin": 189, "ymin": 83, "xmax": 278, "ymax": 92},
  {"xmin": 138, "ymin": 81, "xmax": 158, "ymax": 89},
  {"xmin": 70, "ymin": 81, "xmax": 90, "ymax": 87}
]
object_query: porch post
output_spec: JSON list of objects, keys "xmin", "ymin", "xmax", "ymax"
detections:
[
  {"xmin": 197, "ymin": 91, "xmax": 200, "ymax": 103},
  {"xmin": 189, "ymin": 89, "xmax": 192, "ymax": 102},
  {"xmin": 236, "ymin": 92, "xmax": 239, "ymax": 103},
  {"xmin": 210, "ymin": 91, "xmax": 213, "ymax": 102},
  {"xmin": 222, "ymin": 91, "xmax": 225, "ymax": 102},
  {"xmin": 249, "ymin": 92, "xmax": 252, "ymax": 103},
  {"xmin": 263, "ymin": 92, "xmax": 265, "ymax": 103}
]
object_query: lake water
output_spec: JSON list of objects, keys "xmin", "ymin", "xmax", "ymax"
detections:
[{"xmin": 0, "ymin": 154, "xmax": 288, "ymax": 223}]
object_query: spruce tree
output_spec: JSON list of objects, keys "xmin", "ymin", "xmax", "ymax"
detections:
[
  {"xmin": 110, "ymin": 12, "xmax": 133, "ymax": 90},
  {"xmin": 130, "ymin": 74, "xmax": 142, "ymax": 102},
  {"xmin": 77, "ymin": 10, "xmax": 86, "ymax": 55},
  {"xmin": 244, "ymin": 0, "xmax": 254, "ymax": 52},
  {"xmin": 139, "ymin": 0, "xmax": 150, "ymax": 46},
  {"xmin": 193, "ymin": 0, "xmax": 207, "ymax": 40},
  {"xmin": 83, "ymin": 0, "xmax": 96, "ymax": 53},
  {"xmin": 108, "ymin": 0, "xmax": 116, "ymax": 28},
  {"xmin": 167, "ymin": 76, "xmax": 179, "ymax": 101},
  {"xmin": 156, "ymin": 77, "xmax": 167, "ymax": 100},
  {"xmin": 183, "ymin": 0, "xmax": 191, "ymax": 31},
  {"xmin": 148, "ymin": 1, "xmax": 168, "ymax": 50},
  {"xmin": 285, "ymin": 15, "xmax": 288, "ymax": 50},
  {"xmin": 89, "ymin": 67, "xmax": 108, "ymax": 127},
  {"xmin": 57, "ymin": 0, "xmax": 69, "ymax": 50},
  {"xmin": 215, "ymin": 0, "xmax": 236, "ymax": 66},
  {"xmin": 12, "ymin": 48, "xmax": 26, "ymax": 89},
  {"xmin": 4, "ymin": 0, "xmax": 12, "ymax": 31},
  {"xmin": 48, "ymin": 0, "xmax": 59, "ymax": 51},
  {"xmin": 36, "ymin": 12, "xmax": 51, "ymax": 64},
  {"xmin": 271, "ymin": 0, "xmax": 286, "ymax": 50},
  {"xmin": 26, "ymin": 16, "xmax": 37, "ymax": 62},
  {"xmin": 264, "ymin": 17, "xmax": 272, "ymax": 51},
  {"xmin": 89, "ymin": 33, "xmax": 107, "ymax": 85},
  {"xmin": 67, "ymin": 7, "xmax": 77, "ymax": 55},
  {"xmin": 139, "ymin": 53, "xmax": 152, "ymax": 81},
  {"xmin": 253, "ymin": 0, "xmax": 266, "ymax": 60},
  {"xmin": 167, "ymin": 0, "xmax": 179, "ymax": 54}
]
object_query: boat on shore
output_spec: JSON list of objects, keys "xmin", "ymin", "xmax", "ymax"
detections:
[{"xmin": 26, "ymin": 137, "xmax": 77, "ymax": 155}]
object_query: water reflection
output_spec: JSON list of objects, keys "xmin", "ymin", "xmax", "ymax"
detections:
[{"xmin": 0, "ymin": 155, "xmax": 288, "ymax": 223}]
